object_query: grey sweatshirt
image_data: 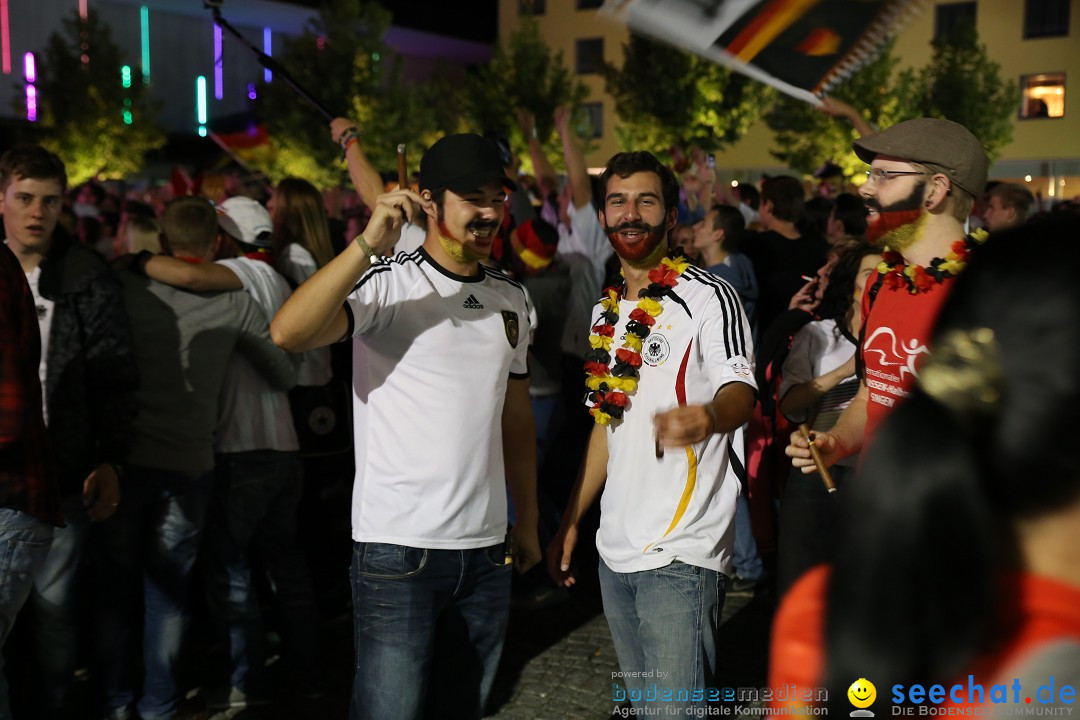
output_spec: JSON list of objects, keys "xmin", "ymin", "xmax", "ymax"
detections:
[{"xmin": 120, "ymin": 272, "xmax": 297, "ymax": 473}]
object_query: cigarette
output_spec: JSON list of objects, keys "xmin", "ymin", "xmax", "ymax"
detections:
[{"xmin": 801, "ymin": 275, "xmax": 815, "ymax": 283}]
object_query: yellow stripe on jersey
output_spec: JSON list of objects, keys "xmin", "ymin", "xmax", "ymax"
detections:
[{"xmin": 643, "ymin": 445, "xmax": 698, "ymax": 553}]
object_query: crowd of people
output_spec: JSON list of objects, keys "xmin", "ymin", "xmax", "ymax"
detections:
[{"xmin": 1, "ymin": 99, "xmax": 1079, "ymax": 720}]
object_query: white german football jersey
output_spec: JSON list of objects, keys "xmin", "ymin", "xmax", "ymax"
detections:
[
  {"xmin": 343, "ymin": 248, "xmax": 531, "ymax": 549},
  {"xmin": 590, "ymin": 265, "xmax": 756, "ymax": 575}
]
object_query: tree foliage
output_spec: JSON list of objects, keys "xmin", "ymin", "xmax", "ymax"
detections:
[
  {"xmin": 765, "ymin": 43, "xmax": 900, "ymax": 176},
  {"xmin": 765, "ymin": 21, "xmax": 1019, "ymax": 175},
  {"xmin": 462, "ymin": 18, "xmax": 589, "ymax": 170},
  {"xmin": 32, "ymin": 9, "xmax": 165, "ymax": 185},
  {"xmin": 892, "ymin": 21, "xmax": 1018, "ymax": 162},
  {"xmin": 603, "ymin": 34, "xmax": 773, "ymax": 157}
]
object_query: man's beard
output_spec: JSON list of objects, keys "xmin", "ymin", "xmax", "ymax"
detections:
[
  {"xmin": 604, "ymin": 219, "xmax": 668, "ymax": 267},
  {"xmin": 865, "ymin": 181, "xmax": 927, "ymax": 250},
  {"xmin": 436, "ymin": 208, "xmax": 500, "ymax": 263}
]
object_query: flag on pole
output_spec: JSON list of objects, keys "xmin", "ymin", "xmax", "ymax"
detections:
[{"xmin": 601, "ymin": 0, "xmax": 927, "ymax": 105}]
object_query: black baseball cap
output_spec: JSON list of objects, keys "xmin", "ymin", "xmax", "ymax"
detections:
[{"xmin": 419, "ymin": 134, "xmax": 517, "ymax": 195}]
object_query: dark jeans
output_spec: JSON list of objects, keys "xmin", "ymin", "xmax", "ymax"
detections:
[
  {"xmin": 203, "ymin": 450, "xmax": 319, "ymax": 694},
  {"xmin": 776, "ymin": 463, "xmax": 852, "ymax": 597},
  {"xmin": 93, "ymin": 466, "xmax": 213, "ymax": 720},
  {"xmin": 349, "ymin": 542, "xmax": 512, "ymax": 720}
]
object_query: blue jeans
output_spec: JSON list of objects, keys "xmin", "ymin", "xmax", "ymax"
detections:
[
  {"xmin": 599, "ymin": 559, "xmax": 727, "ymax": 712},
  {"xmin": 0, "ymin": 508, "xmax": 54, "ymax": 720},
  {"xmin": 26, "ymin": 494, "xmax": 89, "ymax": 718},
  {"xmin": 203, "ymin": 450, "xmax": 318, "ymax": 694},
  {"xmin": 349, "ymin": 541, "xmax": 512, "ymax": 720},
  {"xmin": 92, "ymin": 466, "xmax": 213, "ymax": 720},
  {"xmin": 733, "ymin": 493, "xmax": 763, "ymax": 581}
]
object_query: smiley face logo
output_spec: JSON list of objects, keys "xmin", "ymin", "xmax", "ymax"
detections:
[{"xmin": 848, "ymin": 678, "xmax": 877, "ymax": 709}]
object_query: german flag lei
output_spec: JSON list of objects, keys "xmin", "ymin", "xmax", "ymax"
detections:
[
  {"xmin": 878, "ymin": 228, "xmax": 989, "ymax": 294},
  {"xmin": 584, "ymin": 255, "xmax": 691, "ymax": 426}
]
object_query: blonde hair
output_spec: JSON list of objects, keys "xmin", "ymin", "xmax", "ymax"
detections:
[{"xmin": 271, "ymin": 178, "xmax": 334, "ymax": 268}]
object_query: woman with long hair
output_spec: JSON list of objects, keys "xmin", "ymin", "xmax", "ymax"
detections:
[
  {"xmin": 775, "ymin": 242, "xmax": 881, "ymax": 595},
  {"xmin": 769, "ymin": 216, "xmax": 1080, "ymax": 711},
  {"xmin": 271, "ymin": 177, "xmax": 335, "ymax": 283}
]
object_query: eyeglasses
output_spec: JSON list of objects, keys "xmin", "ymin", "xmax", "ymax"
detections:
[{"xmin": 863, "ymin": 168, "xmax": 931, "ymax": 186}]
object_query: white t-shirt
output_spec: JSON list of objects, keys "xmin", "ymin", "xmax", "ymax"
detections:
[
  {"xmin": 276, "ymin": 243, "xmax": 332, "ymax": 387},
  {"xmin": 394, "ymin": 222, "xmax": 426, "ymax": 255},
  {"xmin": 559, "ymin": 200, "xmax": 610, "ymax": 355},
  {"xmin": 778, "ymin": 318, "xmax": 859, "ymax": 467},
  {"xmin": 25, "ymin": 266, "xmax": 54, "ymax": 425},
  {"xmin": 589, "ymin": 266, "xmax": 756, "ymax": 575},
  {"xmin": 214, "ymin": 256, "xmax": 300, "ymax": 454},
  {"xmin": 344, "ymin": 248, "xmax": 531, "ymax": 548}
]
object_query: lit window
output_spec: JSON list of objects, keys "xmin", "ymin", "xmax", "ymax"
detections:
[{"xmin": 1020, "ymin": 73, "xmax": 1065, "ymax": 118}]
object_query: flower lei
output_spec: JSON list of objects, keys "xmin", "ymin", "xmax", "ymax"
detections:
[
  {"xmin": 584, "ymin": 255, "xmax": 691, "ymax": 426},
  {"xmin": 877, "ymin": 228, "xmax": 989, "ymax": 294}
]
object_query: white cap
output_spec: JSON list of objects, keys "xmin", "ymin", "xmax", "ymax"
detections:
[{"xmin": 216, "ymin": 196, "xmax": 272, "ymax": 247}]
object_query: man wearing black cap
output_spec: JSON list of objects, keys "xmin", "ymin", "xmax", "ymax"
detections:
[
  {"xmin": 786, "ymin": 117, "xmax": 990, "ymax": 475},
  {"xmin": 272, "ymin": 134, "xmax": 540, "ymax": 720}
]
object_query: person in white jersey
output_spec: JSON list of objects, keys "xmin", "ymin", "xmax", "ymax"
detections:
[
  {"xmin": 547, "ymin": 151, "xmax": 757, "ymax": 715},
  {"xmin": 271, "ymin": 133, "xmax": 540, "ymax": 720}
]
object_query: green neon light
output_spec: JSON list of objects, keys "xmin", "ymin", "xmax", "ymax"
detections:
[{"xmin": 140, "ymin": 6, "xmax": 150, "ymax": 84}]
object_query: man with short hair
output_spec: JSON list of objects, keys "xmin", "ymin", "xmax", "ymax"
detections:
[
  {"xmin": 742, "ymin": 175, "xmax": 829, "ymax": 335},
  {"xmin": 0, "ymin": 241, "xmax": 58, "ymax": 720},
  {"xmin": 140, "ymin": 196, "xmax": 319, "ymax": 708},
  {"xmin": 1, "ymin": 145, "xmax": 137, "ymax": 719},
  {"xmin": 982, "ymin": 182, "xmax": 1035, "ymax": 232},
  {"xmin": 97, "ymin": 196, "xmax": 297, "ymax": 720},
  {"xmin": 548, "ymin": 151, "xmax": 756, "ymax": 714},
  {"xmin": 787, "ymin": 118, "xmax": 990, "ymax": 475},
  {"xmin": 272, "ymin": 133, "xmax": 541, "ymax": 720}
]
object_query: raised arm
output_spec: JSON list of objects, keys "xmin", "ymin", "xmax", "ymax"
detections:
[
  {"xmin": 331, "ymin": 117, "xmax": 389, "ymax": 213},
  {"xmin": 556, "ymin": 105, "xmax": 593, "ymax": 211},
  {"xmin": 141, "ymin": 253, "xmax": 242, "ymax": 292},
  {"xmin": 518, "ymin": 110, "xmax": 559, "ymax": 199},
  {"xmin": 271, "ymin": 189, "xmax": 422, "ymax": 352},
  {"xmin": 818, "ymin": 97, "xmax": 875, "ymax": 139}
]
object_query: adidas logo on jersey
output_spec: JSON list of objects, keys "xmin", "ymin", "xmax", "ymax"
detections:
[{"xmin": 462, "ymin": 294, "xmax": 484, "ymax": 309}]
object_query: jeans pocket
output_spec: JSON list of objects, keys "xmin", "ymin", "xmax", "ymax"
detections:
[
  {"xmin": 483, "ymin": 542, "xmax": 511, "ymax": 569},
  {"xmin": 357, "ymin": 543, "xmax": 428, "ymax": 579}
]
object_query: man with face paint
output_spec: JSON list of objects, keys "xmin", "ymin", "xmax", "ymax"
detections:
[
  {"xmin": 786, "ymin": 118, "xmax": 990, "ymax": 477},
  {"xmin": 271, "ymin": 133, "xmax": 541, "ymax": 720},
  {"xmin": 547, "ymin": 151, "xmax": 757, "ymax": 714}
]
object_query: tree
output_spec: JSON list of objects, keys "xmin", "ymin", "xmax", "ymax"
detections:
[
  {"xmin": 603, "ymin": 34, "xmax": 773, "ymax": 158},
  {"xmin": 252, "ymin": 0, "xmax": 457, "ymax": 188},
  {"xmin": 764, "ymin": 43, "xmax": 901, "ymax": 176},
  {"xmin": 31, "ymin": 9, "xmax": 164, "ymax": 185},
  {"xmin": 461, "ymin": 18, "xmax": 589, "ymax": 171},
  {"xmin": 893, "ymin": 21, "xmax": 1018, "ymax": 162}
]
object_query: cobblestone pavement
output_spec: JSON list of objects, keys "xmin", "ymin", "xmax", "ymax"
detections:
[{"xmin": 486, "ymin": 575, "xmax": 776, "ymax": 720}]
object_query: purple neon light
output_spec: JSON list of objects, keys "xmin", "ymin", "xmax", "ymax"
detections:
[
  {"xmin": 23, "ymin": 51, "xmax": 34, "ymax": 83},
  {"xmin": 247, "ymin": 82, "xmax": 256, "ymax": 100},
  {"xmin": 214, "ymin": 23, "xmax": 223, "ymax": 100},
  {"xmin": 26, "ymin": 84, "xmax": 36, "ymax": 121},
  {"xmin": 1, "ymin": 0, "xmax": 10, "ymax": 75},
  {"xmin": 263, "ymin": 28, "xmax": 271, "ymax": 82}
]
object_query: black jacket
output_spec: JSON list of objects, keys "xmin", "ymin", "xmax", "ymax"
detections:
[{"xmin": 39, "ymin": 233, "xmax": 138, "ymax": 494}]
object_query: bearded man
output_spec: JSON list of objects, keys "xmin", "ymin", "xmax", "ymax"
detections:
[
  {"xmin": 547, "ymin": 151, "xmax": 756, "ymax": 715},
  {"xmin": 786, "ymin": 118, "xmax": 990, "ymax": 473},
  {"xmin": 271, "ymin": 133, "xmax": 540, "ymax": 720}
]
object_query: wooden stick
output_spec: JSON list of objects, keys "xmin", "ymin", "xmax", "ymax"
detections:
[
  {"xmin": 397, "ymin": 144, "xmax": 407, "ymax": 190},
  {"xmin": 799, "ymin": 423, "xmax": 836, "ymax": 493}
]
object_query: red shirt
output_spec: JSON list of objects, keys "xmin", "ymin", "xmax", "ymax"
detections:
[
  {"xmin": 769, "ymin": 567, "xmax": 1080, "ymax": 710},
  {"xmin": 860, "ymin": 269, "xmax": 956, "ymax": 437},
  {"xmin": 0, "ymin": 244, "xmax": 59, "ymax": 525}
]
